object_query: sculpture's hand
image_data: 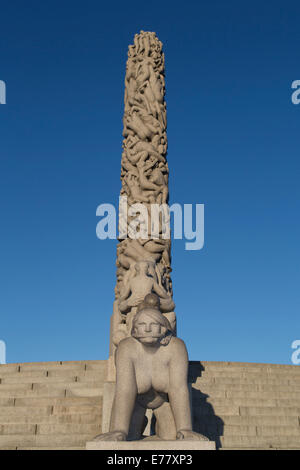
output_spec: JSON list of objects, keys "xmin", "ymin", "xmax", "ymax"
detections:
[
  {"xmin": 176, "ymin": 430, "xmax": 209, "ymax": 441},
  {"xmin": 92, "ymin": 431, "xmax": 127, "ymax": 442}
]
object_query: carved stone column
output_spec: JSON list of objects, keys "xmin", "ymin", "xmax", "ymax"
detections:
[{"xmin": 108, "ymin": 31, "xmax": 176, "ymax": 373}]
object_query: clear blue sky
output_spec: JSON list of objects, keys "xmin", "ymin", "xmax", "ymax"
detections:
[{"xmin": 1, "ymin": 0, "xmax": 299, "ymax": 365}]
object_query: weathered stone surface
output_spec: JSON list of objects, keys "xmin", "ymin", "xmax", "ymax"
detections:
[
  {"xmin": 1, "ymin": 375, "xmax": 77, "ymax": 384},
  {"xmin": 0, "ymin": 365, "xmax": 20, "ymax": 375},
  {"xmin": 65, "ymin": 387, "xmax": 103, "ymax": 398},
  {"xmin": 221, "ymin": 415, "xmax": 299, "ymax": 426},
  {"xmin": 52, "ymin": 405, "xmax": 102, "ymax": 415},
  {"xmin": 239, "ymin": 406, "xmax": 300, "ymax": 416},
  {"xmin": 19, "ymin": 362, "xmax": 86, "ymax": 372},
  {"xmin": 199, "ymin": 398, "xmax": 278, "ymax": 408},
  {"xmin": 256, "ymin": 425, "xmax": 300, "ymax": 437},
  {"xmin": 0, "ymin": 398, "xmax": 15, "ymax": 406},
  {"xmin": 226, "ymin": 389, "xmax": 300, "ymax": 398},
  {"xmin": 101, "ymin": 382, "xmax": 115, "ymax": 433},
  {"xmin": 37, "ymin": 423, "xmax": 101, "ymax": 435},
  {"xmin": 0, "ymin": 406, "xmax": 53, "ymax": 417},
  {"xmin": 0, "ymin": 383, "xmax": 32, "ymax": 391},
  {"xmin": 0, "ymin": 434, "xmax": 94, "ymax": 447},
  {"xmin": 85, "ymin": 363, "xmax": 107, "ymax": 371},
  {"xmin": 15, "ymin": 397, "xmax": 102, "ymax": 407},
  {"xmin": 0, "ymin": 388, "xmax": 66, "ymax": 398},
  {"xmin": 17, "ymin": 446, "xmax": 84, "ymax": 450},
  {"xmin": 0, "ymin": 413, "xmax": 102, "ymax": 425},
  {"xmin": 220, "ymin": 435, "xmax": 300, "ymax": 449},
  {"xmin": 32, "ymin": 381, "xmax": 103, "ymax": 391},
  {"xmin": 86, "ymin": 440, "xmax": 216, "ymax": 450},
  {"xmin": 0, "ymin": 424, "xmax": 36, "ymax": 435},
  {"xmin": 221, "ymin": 425, "xmax": 257, "ymax": 436},
  {"xmin": 198, "ymin": 361, "xmax": 300, "ymax": 372}
]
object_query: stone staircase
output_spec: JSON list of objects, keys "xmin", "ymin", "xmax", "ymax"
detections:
[
  {"xmin": 0, "ymin": 361, "xmax": 105, "ymax": 450},
  {"xmin": 0, "ymin": 360, "xmax": 299, "ymax": 450},
  {"xmin": 190, "ymin": 361, "xmax": 300, "ymax": 450}
]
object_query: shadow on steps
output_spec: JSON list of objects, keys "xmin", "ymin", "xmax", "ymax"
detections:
[{"xmin": 189, "ymin": 362, "xmax": 224, "ymax": 450}]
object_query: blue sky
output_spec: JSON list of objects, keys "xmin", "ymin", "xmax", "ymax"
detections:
[{"xmin": 0, "ymin": 0, "xmax": 299, "ymax": 365}]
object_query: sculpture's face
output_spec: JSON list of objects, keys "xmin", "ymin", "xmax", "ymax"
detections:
[{"xmin": 134, "ymin": 312, "xmax": 165, "ymax": 346}]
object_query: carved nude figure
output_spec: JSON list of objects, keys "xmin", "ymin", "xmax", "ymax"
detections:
[
  {"xmin": 125, "ymin": 136, "xmax": 165, "ymax": 165},
  {"xmin": 93, "ymin": 294, "xmax": 208, "ymax": 442},
  {"xmin": 119, "ymin": 261, "xmax": 174, "ymax": 313},
  {"xmin": 124, "ymin": 173, "xmax": 151, "ymax": 204}
]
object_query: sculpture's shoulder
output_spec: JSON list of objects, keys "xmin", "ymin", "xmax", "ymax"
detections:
[
  {"xmin": 168, "ymin": 336, "xmax": 188, "ymax": 355},
  {"xmin": 117, "ymin": 336, "xmax": 138, "ymax": 356}
]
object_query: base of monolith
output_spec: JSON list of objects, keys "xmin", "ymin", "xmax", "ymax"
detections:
[{"xmin": 86, "ymin": 440, "xmax": 215, "ymax": 450}]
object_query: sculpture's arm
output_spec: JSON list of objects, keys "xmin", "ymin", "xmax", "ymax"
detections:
[
  {"xmin": 168, "ymin": 338, "xmax": 193, "ymax": 432},
  {"xmin": 138, "ymin": 168, "xmax": 160, "ymax": 191},
  {"xmin": 109, "ymin": 339, "xmax": 138, "ymax": 437},
  {"xmin": 121, "ymin": 156, "xmax": 138, "ymax": 177},
  {"xmin": 152, "ymin": 280, "xmax": 169, "ymax": 299},
  {"xmin": 118, "ymin": 282, "xmax": 131, "ymax": 302}
]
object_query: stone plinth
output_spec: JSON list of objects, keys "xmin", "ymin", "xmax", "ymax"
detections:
[{"xmin": 86, "ymin": 440, "xmax": 216, "ymax": 450}]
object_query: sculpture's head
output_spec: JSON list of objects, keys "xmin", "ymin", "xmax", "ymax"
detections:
[{"xmin": 131, "ymin": 306, "xmax": 173, "ymax": 347}]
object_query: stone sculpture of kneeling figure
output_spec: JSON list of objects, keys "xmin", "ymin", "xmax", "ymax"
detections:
[{"xmin": 93, "ymin": 294, "xmax": 208, "ymax": 441}]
